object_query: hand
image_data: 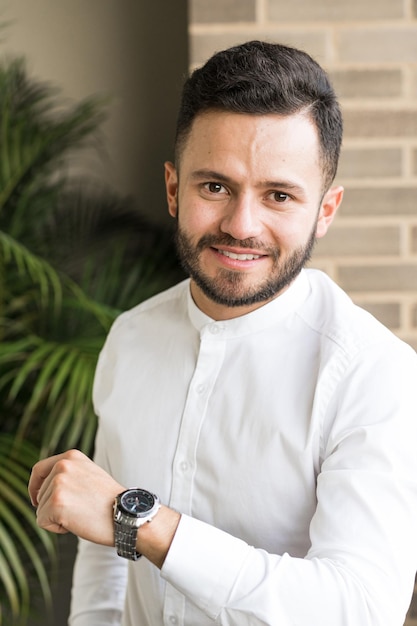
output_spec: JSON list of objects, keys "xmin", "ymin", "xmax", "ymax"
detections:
[{"xmin": 28, "ymin": 449, "xmax": 125, "ymax": 546}]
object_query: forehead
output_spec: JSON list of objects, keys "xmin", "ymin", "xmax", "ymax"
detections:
[{"xmin": 178, "ymin": 110, "xmax": 322, "ymax": 186}]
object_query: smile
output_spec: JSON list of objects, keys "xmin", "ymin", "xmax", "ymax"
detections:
[{"xmin": 217, "ymin": 249, "xmax": 262, "ymax": 261}]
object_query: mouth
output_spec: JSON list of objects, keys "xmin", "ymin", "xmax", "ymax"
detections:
[{"xmin": 217, "ymin": 249, "xmax": 262, "ymax": 261}]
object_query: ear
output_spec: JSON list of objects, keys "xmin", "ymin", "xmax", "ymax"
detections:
[
  {"xmin": 316, "ymin": 185, "xmax": 344, "ymax": 239},
  {"xmin": 164, "ymin": 161, "xmax": 179, "ymax": 218}
]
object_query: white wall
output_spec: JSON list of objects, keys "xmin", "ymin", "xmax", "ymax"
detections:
[{"xmin": 1, "ymin": 0, "xmax": 188, "ymax": 224}]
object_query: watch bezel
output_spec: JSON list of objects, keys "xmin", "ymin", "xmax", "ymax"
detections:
[{"xmin": 117, "ymin": 488, "xmax": 159, "ymax": 518}]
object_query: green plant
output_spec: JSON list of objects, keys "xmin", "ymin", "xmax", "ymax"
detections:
[
  {"xmin": 0, "ymin": 434, "xmax": 56, "ymax": 625},
  {"xmin": 0, "ymin": 57, "xmax": 183, "ymax": 624}
]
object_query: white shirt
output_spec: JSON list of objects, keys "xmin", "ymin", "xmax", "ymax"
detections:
[{"xmin": 69, "ymin": 269, "xmax": 417, "ymax": 626}]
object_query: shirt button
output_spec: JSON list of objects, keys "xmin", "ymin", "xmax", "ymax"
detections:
[
  {"xmin": 196, "ymin": 383, "xmax": 206, "ymax": 394},
  {"xmin": 180, "ymin": 461, "xmax": 189, "ymax": 472},
  {"xmin": 209, "ymin": 324, "xmax": 221, "ymax": 334},
  {"xmin": 169, "ymin": 616, "xmax": 178, "ymax": 624}
]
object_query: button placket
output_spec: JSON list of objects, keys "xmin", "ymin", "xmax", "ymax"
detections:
[
  {"xmin": 163, "ymin": 328, "xmax": 226, "ymax": 625},
  {"xmin": 168, "ymin": 328, "xmax": 226, "ymax": 515}
]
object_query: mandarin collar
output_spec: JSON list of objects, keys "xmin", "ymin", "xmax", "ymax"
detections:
[{"xmin": 187, "ymin": 269, "xmax": 311, "ymax": 338}]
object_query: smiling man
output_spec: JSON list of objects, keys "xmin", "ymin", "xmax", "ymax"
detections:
[
  {"xmin": 166, "ymin": 109, "xmax": 341, "ymax": 318},
  {"xmin": 29, "ymin": 41, "xmax": 417, "ymax": 626}
]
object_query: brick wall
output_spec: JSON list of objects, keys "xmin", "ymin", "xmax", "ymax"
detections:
[
  {"xmin": 189, "ymin": 0, "xmax": 417, "ymax": 353},
  {"xmin": 188, "ymin": 1, "xmax": 417, "ymax": 623}
]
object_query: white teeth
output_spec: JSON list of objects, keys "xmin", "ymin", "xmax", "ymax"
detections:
[{"xmin": 218, "ymin": 249, "xmax": 261, "ymax": 261}]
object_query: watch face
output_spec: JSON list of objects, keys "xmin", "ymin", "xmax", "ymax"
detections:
[{"xmin": 120, "ymin": 489, "xmax": 155, "ymax": 516}]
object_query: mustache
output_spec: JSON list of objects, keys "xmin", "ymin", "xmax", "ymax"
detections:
[{"xmin": 196, "ymin": 233, "xmax": 278, "ymax": 257}]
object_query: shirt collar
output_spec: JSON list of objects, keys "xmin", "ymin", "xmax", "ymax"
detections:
[{"xmin": 187, "ymin": 269, "xmax": 311, "ymax": 338}]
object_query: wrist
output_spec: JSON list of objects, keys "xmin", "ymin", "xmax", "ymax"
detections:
[
  {"xmin": 112, "ymin": 489, "xmax": 181, "ymax": 569},
  {"xmin": 135, "ymin": 505, "xmax": 181, "ymax": 569}
]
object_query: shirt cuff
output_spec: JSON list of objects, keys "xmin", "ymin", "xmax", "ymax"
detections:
[{"xmin": 161, "ymin": 514, "xmax": 252, "ymax": 620}]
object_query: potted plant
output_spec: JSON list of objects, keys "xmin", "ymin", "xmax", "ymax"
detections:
[{"xmin": 0, "ymin": 56, "xmax": 182, "ymax": 625}]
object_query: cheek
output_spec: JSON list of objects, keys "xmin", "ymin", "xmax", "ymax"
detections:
[
  {"xmin": 178, "ymin": 199, "xmax": 219, "ymax": 236},
  {"xmin": 269, "ymin": 217, "xmax": 311, "ymax": 249}
]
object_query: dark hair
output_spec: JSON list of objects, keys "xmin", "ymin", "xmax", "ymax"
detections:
[{"xmin": 175, "ymin": 40, "xmax": 343, "ymax": 191}]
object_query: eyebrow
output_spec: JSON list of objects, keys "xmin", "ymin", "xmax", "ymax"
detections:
[
  {"xmin": 189, "ymin": 169, "xmax": 231, "ymax": 184},
  {"xmin": 189, "ymin": 168, "xmax": 307, "ymax": 195}
]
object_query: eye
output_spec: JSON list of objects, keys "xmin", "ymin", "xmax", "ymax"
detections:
[
  {"xmin": 204, "ymin": 182, "xmax": 227, "ymax": 194},
  {"xmin": 270, "ymin": 191, "xmax": 290, "ymax": 203}
]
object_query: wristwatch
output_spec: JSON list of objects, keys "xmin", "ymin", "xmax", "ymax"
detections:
[{"xmin": 113, "ymin": 488, "xmax": 161, "ymax": 560}]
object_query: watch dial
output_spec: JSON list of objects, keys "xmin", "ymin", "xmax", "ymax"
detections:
[{"xmin": 121, "ymin": 489, "xmax": 155, "ymax": 516}]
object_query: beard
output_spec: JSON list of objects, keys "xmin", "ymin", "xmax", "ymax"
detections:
[{"xmin": 174, "ymin": 222, "xmax": 317, "ymax": 309}]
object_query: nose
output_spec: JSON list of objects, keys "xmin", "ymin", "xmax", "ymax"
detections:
[{"xmin": 219, "ymin": 194, "xmax": 263, "ymax": 241}]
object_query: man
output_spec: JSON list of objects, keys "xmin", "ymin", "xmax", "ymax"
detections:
[{"xmin": 29, "ymin": 41, "xmax": 417, "ymax": 626}]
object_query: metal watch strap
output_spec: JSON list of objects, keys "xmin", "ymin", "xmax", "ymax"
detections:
[{"xmin": 114, "ymin": 516, "xmax": 142, "ymax": 561}]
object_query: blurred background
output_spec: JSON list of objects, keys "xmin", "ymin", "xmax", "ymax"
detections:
[{"xmin": 0, "ymin": 0, "xmax": 416, "ymax": 624}]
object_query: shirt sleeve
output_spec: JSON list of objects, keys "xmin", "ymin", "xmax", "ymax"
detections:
[
  {"xmin": 161, "ymin": 340, "xmax": 417, "ymax": 626},
  {"xmin": 68, "ymin": 539, "xmax": 126, "ymax": 626}
]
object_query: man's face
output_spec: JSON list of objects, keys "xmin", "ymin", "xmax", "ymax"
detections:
[{"xmin": 165, "ymin": 110, "xmax": 343, "ymax": 320}]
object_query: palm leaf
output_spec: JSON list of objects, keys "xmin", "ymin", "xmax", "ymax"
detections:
[
  {"xmin": 0, "ymin": 435, "xmax": 56, "ymax": 625},
  {"xmin": 0, "ymin": 550, "xmax": 20, "ymax": 623},
  {"xmin": 0, "ymin": 335, "xmax": 99, "ymax": 454},
  {"xmin": 0, "ymin": 230, "xmax": 62, "ymax": 310}
]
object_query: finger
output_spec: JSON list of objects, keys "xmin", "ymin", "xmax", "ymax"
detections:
[
  {"xmin": 28, "ymin": 452, "xmax": 69, "ymax": 506},
  {"xmin": 34, "ymin": 457, "xmax": 77, "ymax": 533},
  {"xmin": 36, "ymin": 487, "xmax": 71, "ymax": 535},
  {"xmin": 36, "ymin": 510, "xmax": 70, "ymax": 536}
]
